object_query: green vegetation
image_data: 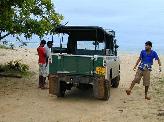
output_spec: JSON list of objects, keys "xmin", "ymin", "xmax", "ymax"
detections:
[
  {"xmin": 0, "ymin": 0, "xmax": 63, "ymax": 40},
  {"xmin": 0, "ymin": 60, "xmax": 30, "ymax": 77},
  {"xmin": 0, "ymin": 44, "xmax": 10, "ymax": 49}
]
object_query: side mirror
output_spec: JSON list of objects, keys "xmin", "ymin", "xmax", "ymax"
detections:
[
  {"xmin": 115, "ymin": 44, "xmax": 119, "ymax": 49},
  {"xmin": 106, "ymin": 49, "xmax": 113, "ymax": 56}
]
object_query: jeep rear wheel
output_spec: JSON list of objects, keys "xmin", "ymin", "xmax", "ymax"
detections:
[
  {"xmin": 111, "ymin": 75, "xmax": 120, "ymax": 88},
  {"xmin": 57, "ymin": 81, "xmax": 66, "ymax": 97}
]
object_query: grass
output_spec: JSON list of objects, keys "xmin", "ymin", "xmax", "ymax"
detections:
[
  {"xmin": 0, "ymin": 60, "xmax": 30, "ymax": 78},
  {"xmin": 0, "ymin": 44, "xmax": 10, "ymax": 49},
  {"xmin": 0, "ymin": 70, "xmax": 31, "ymax": 78}
]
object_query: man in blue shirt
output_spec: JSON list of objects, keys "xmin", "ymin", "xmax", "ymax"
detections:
[{"xmin": 126, "ymin": 41, "xmax": 162, "ymax": 100}]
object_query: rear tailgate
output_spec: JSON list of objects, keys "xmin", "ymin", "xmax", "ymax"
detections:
[{"xmin": 49, "ymin": 55, "xmax": 93, "ymax": 75}]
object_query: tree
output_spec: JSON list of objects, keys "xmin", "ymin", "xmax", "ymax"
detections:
[{"xmin": 0, "ymin": 0, "xmax": 63, "ymax": 40}]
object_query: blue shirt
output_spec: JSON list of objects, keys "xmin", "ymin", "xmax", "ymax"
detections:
[{"xmin": 138, "ymin": 50, "xmax": 159, "ymax": 71}]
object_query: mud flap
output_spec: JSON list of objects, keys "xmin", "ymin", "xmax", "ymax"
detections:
[
  {"xmin": 49, "ymin": 74, "xmax": 59, "ymax": 95},
  {"xmin": 93, "ymin": 77, "xmax": 110, "ymax": 100}
]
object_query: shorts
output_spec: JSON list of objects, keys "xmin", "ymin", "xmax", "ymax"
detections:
[
  {"xmin": 133, "ymin": 69, "xmax": 150, "ymax": 86},
  {"xmin": 39, "ymin": 64, "xmax": 47, "ymax": 77}
]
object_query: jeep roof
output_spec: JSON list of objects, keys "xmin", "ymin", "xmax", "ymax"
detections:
[{"xmin": 53, "ymin": 25, "xmax": 115, "ymax": 43}]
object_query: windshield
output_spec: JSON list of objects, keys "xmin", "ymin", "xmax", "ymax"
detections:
[
  {"xmin": 75, "ymin": 41, "xmax": 105, "ymax": 55},
  {"xmin": 77, "ymin": 41, "xmax": 105, "ymax": 50},
  {"xmin": 52, "ymin": 35, "xmax": 106, "ymax": 55}
]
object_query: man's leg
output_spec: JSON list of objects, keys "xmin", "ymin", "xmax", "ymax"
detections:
[
  {"xmin": 143, "ymin": 70, "xmax": 151, "ymax": 100},
  {"xmin": 126, "ymin": 80, "xmax": 136, "ymax": 95},
  {"xmin": 145, "ymin": 86, "xmax": 150, "ymax": 100},
  {"xmin": 41, "ymin": 64, "xmax": 48, "ymax": 89},
  {"xmin": 41, "ymin": 76, "xmax": 44, "ymax": 87},
  {"xmin": 39, "ymin": 64, "xmax": 46, "ymax": 89},
  {"xmin": 126, "ymin": 69, "xmax": 142, "ymax": 95},
  {"xmin": 42, "ymin": 77, "xmax": 46, "ymax": 87},
  {"xmin": 38, "ymin": 64, "xmax": 43, "ymax": 88},
  {"xmin": 38, "ymin": 75, "xmax": 42, "ymax": 88},
  {"xmin": 41, "ymin": 77, "xmax": 49, "ymax": 89}
]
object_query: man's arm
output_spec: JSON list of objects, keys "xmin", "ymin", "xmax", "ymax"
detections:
[
  {"xmin": 158, "ymin": 58, "xmax": 162, "ymax": 66},
  {"xmin": 133, "ymin": 57, "xmax": 141, "ymax": 71},
  {"xmin": 158, "ymin": 58, "xmax": 162, "ymax": 72},
  {"xmin": 45, "ymin": 47, "xmax": 50, "ymax": 67},
  {"xmin": 45, "ymin": 48, "xmax": 49, "ymax": 67},
  {"xmin": 46, "ymin": 57, "xmax": 49, "ymax": 66},
  {"xmin": 154, "ymin": 51, "xmax": 162, "ymax": 72}
]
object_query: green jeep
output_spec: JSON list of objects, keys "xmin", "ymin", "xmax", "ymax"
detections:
[{"xmin": 49, "ymin": 26, "xmax": 120, "ymax": 100}]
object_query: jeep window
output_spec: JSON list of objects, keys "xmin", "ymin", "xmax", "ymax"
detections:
[
  {"xmin": 54, "ymin": 34, "xmax": 68, "ymax": 48},
  {"xmin": 77, "ymin": 41, "xmax": 104, "ymax": 50},
  {"xmin": 51, "ymin": 34, "xmax": 68, "ymax": 53},
  {"xmin": 76, "ymin": 41, "xmax": 105, "ymax": 55}
]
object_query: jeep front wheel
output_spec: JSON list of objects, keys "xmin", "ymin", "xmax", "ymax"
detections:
[{"xmin": 111, "ymin": 75, "xmax": 120, "ymax": 88}]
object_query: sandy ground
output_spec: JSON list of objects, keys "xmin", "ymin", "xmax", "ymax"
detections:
[{"xmin": 0, "ymin": 48, "xmax": 164, "ymax": 122}]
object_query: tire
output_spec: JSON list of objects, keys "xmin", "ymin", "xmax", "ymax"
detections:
[
  {"xmin": 102, "ymin": 80, "xmax": 111, "ymax": 100},
  {"xmin": 57, "ymin": 81, "xmax": 66, "ymax": 97},
  {"xmin": 111, "ymin": 75, "xmax": 120, "ymax": 88}
]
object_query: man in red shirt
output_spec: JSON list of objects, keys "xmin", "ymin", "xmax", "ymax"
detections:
[{"xmin": 37, "ymin": 40, "xmax": 47, "ymax": 89}]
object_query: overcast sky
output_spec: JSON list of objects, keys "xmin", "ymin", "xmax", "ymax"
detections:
[
  {"xmin": 4, "ymin": 0, "xmax": 164, "ymax": 53},
  {"xmin": 53, "ymin": 0, "xmax": 164, "ymax": 53}
]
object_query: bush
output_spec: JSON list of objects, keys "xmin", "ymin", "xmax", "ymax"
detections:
[
  {"xmin": 0, "ymin": 60, "xmax": 29, "ymax": 73},
  {"xmin": 7, "ymin": 60, "xmax": 29, "ymax": 72},
  {"xmin": 0, "ymin": 44, "xmax": 9, "ymax": 49}
]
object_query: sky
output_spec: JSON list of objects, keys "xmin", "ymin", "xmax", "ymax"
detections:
[
  {"xmin": 52, "ymin": 0, "xmax": 164, "ymax": 53},
  {"xmin": 3, "ymin": 0, "xmax": 164, "ymax": 54}
]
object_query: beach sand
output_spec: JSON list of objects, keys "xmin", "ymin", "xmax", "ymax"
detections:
[{"xmin": 0, "ymin": 48, "xmax": 164, "ymax": 122}]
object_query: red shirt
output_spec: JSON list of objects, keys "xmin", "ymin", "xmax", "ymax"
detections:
[{"xmin": 37, "ymin": 46, "xmax": 46, "ymax": 64}]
